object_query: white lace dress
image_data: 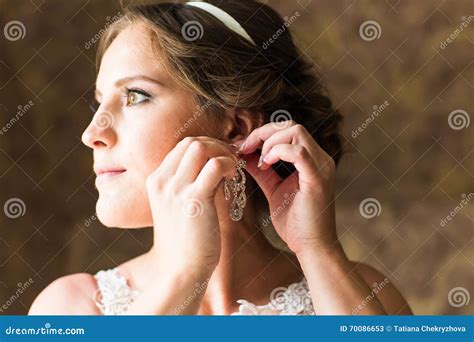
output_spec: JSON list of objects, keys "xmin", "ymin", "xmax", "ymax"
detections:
[{"xmin": 93, "ymin": 268, "xmax": 315, "ymax": 315}]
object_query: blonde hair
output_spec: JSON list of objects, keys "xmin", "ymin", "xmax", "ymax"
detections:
[{"xmin": 96, "ymin": 1, "xmax": 344, "ymax": 253}]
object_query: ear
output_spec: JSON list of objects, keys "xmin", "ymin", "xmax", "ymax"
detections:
[{"xmin": 221, "ymin": 109, "xmax": 264, "ymax": 143}]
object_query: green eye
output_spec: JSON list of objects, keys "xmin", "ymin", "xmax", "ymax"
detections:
[{"xmin": 126, "ymin": 89, "xmax": 150, "ymax": 106}]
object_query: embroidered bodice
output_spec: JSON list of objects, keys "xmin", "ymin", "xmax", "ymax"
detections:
[{"xmin": 93, "ymin": 268, "xmax": 315, "ymax": 315}]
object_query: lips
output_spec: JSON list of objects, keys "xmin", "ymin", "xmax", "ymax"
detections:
[
  {"xmin": 95, "ymin": 168, "xmax": 126, "ymax": 176},
  {"xmin": 94, "ymin": 166, "xmax": 127, "ymax": 185}
]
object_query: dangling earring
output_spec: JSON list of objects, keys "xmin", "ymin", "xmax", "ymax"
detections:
[{"xmin": 224, "ymin": 158, "xmax": 247, "ymax": 221}]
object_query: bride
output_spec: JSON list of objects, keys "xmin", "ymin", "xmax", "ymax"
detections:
[{"xmin": 29, "ymin": 0, "xmax": 412, "ymax": 315}]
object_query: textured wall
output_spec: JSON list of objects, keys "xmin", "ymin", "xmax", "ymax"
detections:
[{"xmin": 0, "ymin": 0, "xmax": 472, "ymax": 315}]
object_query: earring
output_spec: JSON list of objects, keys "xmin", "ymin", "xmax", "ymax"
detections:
[{"xmin": 224, "ymin": 158, "xmax": 247, "ymax": 221}]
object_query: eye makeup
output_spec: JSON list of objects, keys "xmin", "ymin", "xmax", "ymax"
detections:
[
  {"xmin": 89, "ymin": 99, "xmax": 100, "ymax": 113},
  {"xmin": 89, "ymin": 86, "xmax": 153, "ymax": 114},
  {"xmin": 124, "ymin": 87, "xmax": 151, "ymax": 106}
]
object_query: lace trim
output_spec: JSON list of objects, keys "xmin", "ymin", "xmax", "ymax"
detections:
[
  {"xmin": 93, "ymin": 268, "xmax": 315, "ymax": 315},
  {"xmin": 93, "ymin": 268, "xmax": 140, "ymax": 315},
  {"xmin": 231, "ymin": 277, "xmax": 315, "ymax": 315}
]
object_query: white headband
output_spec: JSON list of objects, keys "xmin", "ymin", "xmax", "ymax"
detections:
[{"xmin": 186, "ymin": 1, "xmax": 256, "ymax": 45}]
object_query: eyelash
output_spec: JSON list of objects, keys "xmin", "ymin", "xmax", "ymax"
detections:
[
  {"xmin": 89, "ymin": 100, "xmax": 99, "ymax": 113},
  {"xmin": 123, "ymin": 88, "xmax": 151, "ymax": 106},
  {"xmin": 89, "ymin": 88, "xmax": 152, "ymax": 113}
]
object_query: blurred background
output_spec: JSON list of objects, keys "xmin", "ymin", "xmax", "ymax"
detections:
[{"xmin": 0, "ymin": 0, "xmax": 472, "ymax": 315}]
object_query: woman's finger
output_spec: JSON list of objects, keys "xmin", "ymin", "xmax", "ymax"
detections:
[
  {"xmin": 238, "ymin": 120, "xmax": 300, "ymax": 154},
  {"xmin": 158, "ymin": 137, "xmax": 235, "ymax": 180},
  {"xmin": 157, "ymin": 137, "xmax": 195, "ymax": 178},
  {"xmin": 258, "ymin": 124, "xmax": 316, "ymax": 166},
  {"xmin": 176, "ymin": 139, "xmax": 238, "ymax": 184},
  {"xmin": 262, "ymin": 144, "xmax": 319, "ymax": 189},
  {"xmin": 194, "ymin": 156, "xmax": 236, "ymax": 198},
  {"xmin": 176, "ymin": 140, "xmax": 211, "ymax": 184},
  {"xmin": 242, "ymin": 152, "xmax": 282, "ymax": 200}
]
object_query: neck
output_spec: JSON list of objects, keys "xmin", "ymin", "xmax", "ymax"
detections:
[
  {"xmin": 123, "ymin": 181, "xmax": 303, "ymax": 315},
  {"xmin": 197, "ymin": 183, "xmax": 303, "ymax": 315}
]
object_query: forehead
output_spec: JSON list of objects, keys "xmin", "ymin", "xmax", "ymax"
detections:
[{"xmin": 96, "ymin": 23, "xmax": 170, "ymax": 89}]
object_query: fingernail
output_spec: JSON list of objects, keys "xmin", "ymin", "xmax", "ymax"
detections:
[
  {"xmin": 228, "ymin": 144, "xmax": 241, "ymax": 158},
  {"xmin": 233, "ymin": 138, "xmax": 246, "ymax": 150},
  {"xmin": 257, "ymin": 155, "xmax": 264, "ymax": 168},
  {"xmin": 239, "ymin": 141, "xmax": 247, "ymax": 151}
]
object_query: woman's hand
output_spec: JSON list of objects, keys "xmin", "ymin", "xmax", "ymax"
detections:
[
  {"xmin": 236, "ymin": 121, "xmax": 338, "ymax": 255},
  {"xmin": 146, "ymin": 136, "xmax": 238, "ymax": 278}
]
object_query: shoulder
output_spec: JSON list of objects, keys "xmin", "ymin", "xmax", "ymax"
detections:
[
  {"xmin": 351, "ymin": 261, "xmax": 413, "ymax": 315},
  {"xmin": 29, "ymin": 273, "xmax": 101, "ymax": 315}
]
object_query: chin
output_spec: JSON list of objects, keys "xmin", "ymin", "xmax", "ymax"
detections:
[{"xmin": 95, "ymin": 195, "xmax": 152, "ymax": 228}]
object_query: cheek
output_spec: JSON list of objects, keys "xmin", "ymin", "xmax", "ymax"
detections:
[
  {"xmin": 96, "ymin": 117, "xmax": 183, "ymax": 228},
  {"xmin": 95, "ymin": 100, "xmax": 213, "ymax": 228},
  {"xmin": 128, "ymin": 119, "xmax": 181, "ymax": 177}
]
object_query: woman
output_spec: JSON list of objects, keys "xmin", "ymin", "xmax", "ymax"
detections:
[{"xmin": 29, "ymin": 0, "xmax": 412, "ymax": 315}]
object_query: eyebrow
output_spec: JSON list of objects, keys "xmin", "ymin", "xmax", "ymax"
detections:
[{"xmin": 95, "ymin": 75, "xmax": 163, "ymax": 98}]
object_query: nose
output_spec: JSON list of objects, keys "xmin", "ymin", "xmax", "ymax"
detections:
[{"xmin": 81, "ymin": 110, "xmax": 117, "ymax": 149}]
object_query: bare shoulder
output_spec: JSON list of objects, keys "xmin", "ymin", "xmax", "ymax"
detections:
[
  {"xmin": 29, "ymin": 273, "xmax": 101, "ymax": 315},
  {"xmin": 351, "ymin": 261, "xmax": 413, "ymax": 315}
]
